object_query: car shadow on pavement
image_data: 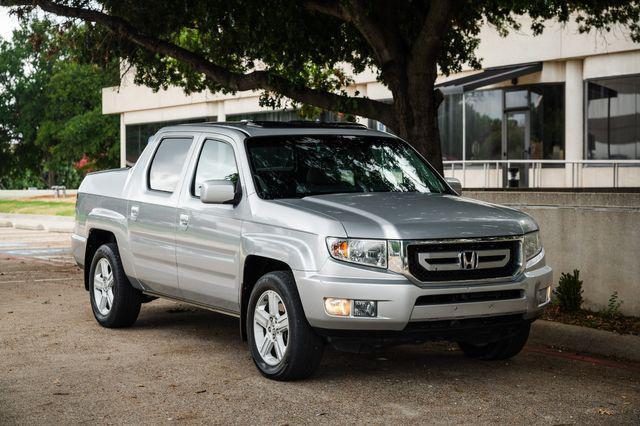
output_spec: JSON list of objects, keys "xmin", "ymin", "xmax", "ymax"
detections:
[{"xmin": 129, "ymin": 300, "xmax": 560, "ymax": 383}]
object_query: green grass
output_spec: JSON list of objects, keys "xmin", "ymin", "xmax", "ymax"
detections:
[{"xmin": 0, "ymin": 199, "xmax": 75, "ymax": 217}]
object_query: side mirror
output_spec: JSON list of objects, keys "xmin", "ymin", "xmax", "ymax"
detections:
[
  {"xmin": 200, "ymin": 179, "xmax": 238, "ymax": 204},
  {"xmin": 445, "ymin": 177, "xmax": 462, "ymax": 195}
]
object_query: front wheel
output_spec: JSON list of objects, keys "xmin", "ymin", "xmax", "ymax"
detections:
[
  {"xmin": 247, "ymin": 271, "xmax": 324, "ymax": 381},
  {"xmin": 458, "ymin": 322, "xmax": 531, "ymax": 360}
]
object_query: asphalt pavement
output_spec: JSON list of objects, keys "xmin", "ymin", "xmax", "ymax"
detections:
[{"xmin": 1, "ymin": 228, "xmax": 639, "ymax": 424}]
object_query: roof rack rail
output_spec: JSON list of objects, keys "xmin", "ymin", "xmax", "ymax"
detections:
[
  {"xmin": 192, "ymin": 120, "xmax": 370, "ymax": 129},
  {"xmin": 286, "ymin": 120, "xmax": 368, "ymax": 129}
]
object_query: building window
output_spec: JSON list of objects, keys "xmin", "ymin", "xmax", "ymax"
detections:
[
  {"xmin": 586, "ymin": 75, "xmax": 640, "ymax": 160},
  {"xmin": 464, "ymin": 89, "xmax": 503, "ymax": 161},
  {"xmin": 530, "ymin": 84, "xmax": 565, "ymax": 160},
  {"xmin": 125, "ymin": 117, "xmax": 214, "ymax": 166},
  {"xmin": 437, "ymin": 84, "xmax": 565, "ymax": 162},
  {"xmin": 438, "ymin": 93, "xmax": 463, "ymax": 160}
]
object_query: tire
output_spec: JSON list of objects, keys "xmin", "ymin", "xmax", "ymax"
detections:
[
  {"xmin": 246, "ymin": 271, "xmax": 324, "ymax": 381},
  {"xmin": 458, "ymin": 322, "xmax": 531, "ymax": 360},
  {"xmin": 89, "ymin": 243, "xmax": 141, "ymax": 328}
]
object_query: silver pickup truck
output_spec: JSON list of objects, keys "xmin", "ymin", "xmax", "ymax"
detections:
[{"xmin": 72, "ymin": 121, "xmax": 552, "ymax": 380}]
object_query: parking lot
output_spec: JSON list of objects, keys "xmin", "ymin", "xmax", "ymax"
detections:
[{"xmin": 1, "ymin": 228, "xmax": 639, "ymax": 424}]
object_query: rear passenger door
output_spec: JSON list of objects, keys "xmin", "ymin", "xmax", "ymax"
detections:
[
  {"xmin": 127, "ymin": 135, "xmax": 195, "ymax": 296},
  {"xmin": 175, "ymin": 136, "xmax": 245, "ymax": 313}
]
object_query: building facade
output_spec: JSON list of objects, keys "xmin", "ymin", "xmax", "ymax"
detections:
[{"xmin": 102, "ymin": 16, "xmax": 640, "ymax": 188}]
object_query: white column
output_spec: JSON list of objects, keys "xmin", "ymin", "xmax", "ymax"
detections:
[
  {"xmin": 119, "ymin": 113, "xmax": 126, "ymax": 168},
  {"xmin": 217, "ymin": 101, "xmax": 226, "ymax": 122},
  {"xmin": 565, "ymin": 60, "xmax": 584, "ymax": 187}
]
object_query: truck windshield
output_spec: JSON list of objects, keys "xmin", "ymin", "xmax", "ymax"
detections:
[{"xmin": 245, "ymin": 135, "xmax": 449, "ymax": 199}]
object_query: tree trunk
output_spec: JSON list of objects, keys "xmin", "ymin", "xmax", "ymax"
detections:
[{"xmin": 391, "ymin": 65, "xmax": 444, "ymax": 175}]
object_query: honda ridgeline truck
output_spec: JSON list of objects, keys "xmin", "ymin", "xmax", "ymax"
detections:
[{"xmin": 72, "ymin": 121, "xmax": 552, "ymax": 380}]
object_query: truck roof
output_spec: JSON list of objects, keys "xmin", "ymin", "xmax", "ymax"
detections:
[{"xmin": 156, "ymin": 120, "xmax": 393, "ymax": 138}]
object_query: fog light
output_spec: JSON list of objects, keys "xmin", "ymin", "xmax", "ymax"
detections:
[
  {"xmin": 536, "ymin": 285, "xmax": 551, "ymax": 306},
  {"xmin": 324, "ymin": 298, "xmax": 351, "ymax": 316},
  {"xmin": 353, "ymin": 300, "xmax": 377, "ymax": 317}
]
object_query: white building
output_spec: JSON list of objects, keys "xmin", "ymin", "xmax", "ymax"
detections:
[{"xmin": 102, "ymin": 17, "xmax": 640, "ymax": 188}]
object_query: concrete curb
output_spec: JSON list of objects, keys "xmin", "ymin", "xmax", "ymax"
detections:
[
  {"xmin": 0, "ymin": 213, "xmax": 73, "ymax": 233},
  {"xmin": 530, "ymin": 319, "xmax": 640, "ymax": 362},
  {"xmin": 13, "ymin": 222, "xmax": 45, "ymax": 231}
]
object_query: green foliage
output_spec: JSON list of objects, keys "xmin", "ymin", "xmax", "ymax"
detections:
[
  {"xmin": 4, "ymin": 0, "xmax": 632, "ymax": 123},
  {"xmin": 2, "ymin": 1, "xmax": 639, "ymax": 171},
  {"xmin": 554, "ymin": 270, "xmax": 584, "ymax": 313},
  {"xmin": 600, "ymin": 292, "xmax": 623, "ymax": 319},
  {"xmin": 0, "ymin": 17, "xmax": 119, "ymax": 189}
]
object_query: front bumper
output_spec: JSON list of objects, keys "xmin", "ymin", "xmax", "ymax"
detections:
[{"xmin": 295, "ymin": 250, "xmax": 552, "ymax": 332}]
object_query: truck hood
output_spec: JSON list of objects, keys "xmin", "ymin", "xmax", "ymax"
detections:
[{"xmin": 275, "ymin": 192, "xmax": 536, "ymax": 239}]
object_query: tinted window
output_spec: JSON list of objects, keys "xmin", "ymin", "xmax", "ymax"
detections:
[
  {"xmin": 587, "ymin": 75, "xmax": 639, "ymax": 159},
  {"xmin": 465, "ymin": 89, "xmax": 503, "ymax": 160},
  {"xmin": 192, "ymin": 140, "xmax": 239, "ymax": 197},
  {"xmin": 437, "ymin": 93, "xmax": 463, "ymax": 161},
  {"xmin": 148, "ymin": 138, "xmax": 193, "ymax": 192},
  {"xmin": 246, "ymin": 136, "xmax": 448, "ymax": 200}
]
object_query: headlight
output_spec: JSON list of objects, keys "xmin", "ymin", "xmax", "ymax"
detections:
[
  {"xmin": 523, "ymin": 231, "xmax": 542, "ymax": 260},
  {"xmin": 326, "ymin": 238, "xmax": 387, "ymax": 269}
]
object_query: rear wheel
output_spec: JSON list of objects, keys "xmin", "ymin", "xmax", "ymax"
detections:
[
  {"xmin": 89, "ymin": 243, "xmax": 141, "ymax": 328},
  {"xmin": 247, "ymin": 271, "xmax": 324, "ymax": 380},
  {"xmin": 458, "ymin": 322, "xmax": 531, "ymax": 360}
]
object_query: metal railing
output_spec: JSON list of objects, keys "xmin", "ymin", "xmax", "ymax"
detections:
[{"xmin": 442, "ymin": 159, "xmax": 640, "ymax": 188}]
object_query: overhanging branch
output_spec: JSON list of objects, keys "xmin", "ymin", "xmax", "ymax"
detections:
[{"xmin": 2, "ymin": 0, "xmax": 395, "ymax": 125}]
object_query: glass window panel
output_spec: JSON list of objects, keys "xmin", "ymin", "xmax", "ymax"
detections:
[
  {"xmin": 193, "ymin": 140, "xmax": 239, "ymax": 197},
  {"xmin": 530, "ymin": 84, "xmax": 565, "ymax": 160},
  {"xmin": 465, "ymin": 90, "xmax": 503, "ymax": 160},
  {"xmin": 438, "ymin": 93, "xmax": 463, "ymax": 161},
  {"xmin": 246, "ymin": 136, "xmax": 448, "ymax": 199},
  {"xmin": 505, "ymin": 90, "xmax": 528, "ymax": 109},
  {"xmin": 587, "ymin": 76, "xmax": 639, "ymax": 160},
  {"xmin": 149, "ymin": 138, "xmax": 193, "ymax": 192}
]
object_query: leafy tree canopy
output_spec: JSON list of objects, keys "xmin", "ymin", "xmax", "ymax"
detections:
[
  {"xmin": 2, "ymin": 1, "xmax": 639, "ymax": 172},
  {"xmin": 0, "ymin": 17, "xmax": 119, "ymax": 188}
]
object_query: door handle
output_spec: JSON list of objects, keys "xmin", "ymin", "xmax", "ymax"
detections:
[
  {"xmin": 130, "ymin": 205, "xmax": 139, "ymax": 221},
  {"xmin": 179, "ymin": 213, "xmax": 189, "ymax": 229}
]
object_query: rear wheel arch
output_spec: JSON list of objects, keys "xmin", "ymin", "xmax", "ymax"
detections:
[
  {"xmin": 84, "ymin": 229, "xmax": 117, "ymax": 290},
  {"xmin": 240, "ymin": 255, "xmax": 293, "ymax": 341}
]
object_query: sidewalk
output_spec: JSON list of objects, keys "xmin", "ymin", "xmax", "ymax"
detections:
[
  {"xmin": 531, "ymin": 319, "xmax": 640, "ymax": 362},
  {"xmin": 0, "ymin": 213, "xmax": 74, "ymax": 233}
]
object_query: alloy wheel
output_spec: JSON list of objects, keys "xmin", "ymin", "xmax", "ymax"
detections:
[
  {"xmin": 253, "ymin": 290, "xmax": 289, "ymax": 366},
  {"xmin": 93, "ymin": 258, "xmax": 114, "ymax": 315}
]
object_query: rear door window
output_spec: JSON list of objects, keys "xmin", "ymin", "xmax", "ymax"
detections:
[{"xmin": 148, "ymin": 138, "xmax": 193, "ymax": 192}]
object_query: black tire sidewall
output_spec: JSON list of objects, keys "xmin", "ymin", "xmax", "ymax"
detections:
[
  {"xmin": 88, "ymin": 243, "xmax": 140, "ymax": 328},
  {"xmin": 246, "ymin": 271, "xmax": 322, "ymax": 380}
]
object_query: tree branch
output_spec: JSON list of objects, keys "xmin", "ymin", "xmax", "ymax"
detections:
[
  {"xmin": 2, "ymin": 0, "xmax": 394, "ymax": 125},
  {"xmin": 410, "ymin": 0, "xmax": 457, "ymax": 70},
  {"xmin": 304, "ymin": 0, "xmax": 404, "ymax": 70}
]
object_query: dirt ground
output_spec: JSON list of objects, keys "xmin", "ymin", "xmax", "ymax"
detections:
[{"xmin": 1, "ymin": 229, "xmax": 639, "ymax": 425}]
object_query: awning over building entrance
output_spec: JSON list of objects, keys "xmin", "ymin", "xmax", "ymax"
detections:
[{"xmin": 436, "ymin": 62, "xmax": 542, "ymax": 95}]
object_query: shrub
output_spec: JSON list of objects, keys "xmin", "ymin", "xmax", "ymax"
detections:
[
  {"xmin": 600, "ymin": 292, "xmax": 623, "ymax": 318},
  {"xmin": 554, "ymin": 270, "xmax": 583, "ymax": 313}
]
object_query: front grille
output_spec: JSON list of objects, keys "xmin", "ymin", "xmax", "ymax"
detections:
[
  {"xmin": 415, "ymin": 289, "xmax": 523, "ymax": 306},
  {"xmin": 407, "ymin": 239, "xmax": 520, "ymax": 282}
]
